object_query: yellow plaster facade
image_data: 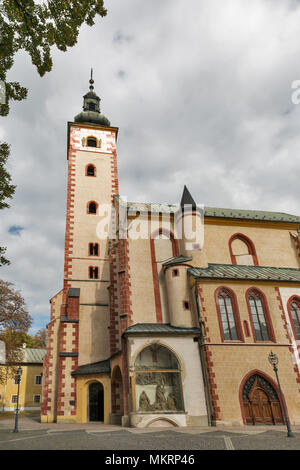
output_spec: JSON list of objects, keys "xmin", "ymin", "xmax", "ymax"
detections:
[{"xmin": 41, "ymin": 80, "xmax": 300, "ymax": 428}]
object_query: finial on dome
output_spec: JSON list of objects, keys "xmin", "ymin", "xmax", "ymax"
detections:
[
  {"xmin": 74, "ymin": 70, "xmax": 111, "ymax": 127},
  {"xmin": 89, "ymin": 68, "xmax": 94, "ymax": 90}
]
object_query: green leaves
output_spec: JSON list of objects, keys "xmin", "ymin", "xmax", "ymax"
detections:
[
  {"xmin": 0, "ymin": 141, "xmax": 15, "ymax": 211},
  {"xmin": 0, "ymin": 0, "xmax": 107, "ymax": 110},
  {"xmin": 0, "ymin": 1, "xmax": 107, "ymax": 266}
]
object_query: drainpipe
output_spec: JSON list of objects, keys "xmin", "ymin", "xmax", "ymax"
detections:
[{"xmin": 194, "ymin": 282, "xmax": 213, "ymax": 426}]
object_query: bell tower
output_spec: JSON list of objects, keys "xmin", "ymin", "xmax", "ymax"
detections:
[{"xmin": 42, "ymin": 73, "xmax": 119, "ymax": 423}]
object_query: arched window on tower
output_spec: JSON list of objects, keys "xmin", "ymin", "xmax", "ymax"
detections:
[
  {"xmin": 87, "ymin": 201, "xmax": 97, "ymax": 214},
  {"xmin": 229, "ymin": 234, "xmax": 258, "ymax": 266},
  {"xmin": 87, "ymin": 136, "xmax": 97, "ymax": 147},
  {"xmin": 247, "ymin": 289, "xmax": 275, "ymax": 342},
  {"xmin": 89, "ymin": 102, "xmax": 96, "ymax": 111},
  {"xmin": 216, "ymin": 287, "xmax": 243, "ymax": 341},
  {"xmin": 86, "ymin": 164, "xmax": 96, "ymax": 177},
  {"xmin": 288, "ymin": 297, "xmax": 300, "ymax": 341}
]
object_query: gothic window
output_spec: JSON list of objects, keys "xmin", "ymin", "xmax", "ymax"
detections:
[
  {"xmin": 87, "ymin": 136, "xmax": 97, "ymax": 147},
  {"xmin": 216, "ymin": 288, "xmax": 243, "ymax": 341},
  {"xmin": 86, "ymin": 164, "xmax": 96, "ymax": 177},
  {"xmin": 88, "ymin": 201, "xmax": 97, "ymax": 214},
  {"xmin": 229, "ymin": 234, "xmax": 258, "ymax": 266},
  {"xmin": 134, "ymin": 345, "xmax": 184, "ymax": 413},
  {"xmin": 288, "ymin": 297, "xmax": 300, "ymax": 341},
  {"xmin": 150, "ymin": 228, "xmax": 179, "ymax": 323},
  {"xmin": 89, "ymin": 266, "xmax": 99, "ymax": 279},
  {"xmin": 89, "ymin": 243, "xmax": 99, "ymax": 257},
  {"xmin": 247, "ymin": 289, "xmax": 274, "ymax": 342}
]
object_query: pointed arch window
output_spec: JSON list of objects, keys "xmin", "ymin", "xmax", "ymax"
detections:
[
  {"xmin": 229, "ymin": 233, "xmax": 258, "ymax": 266},
  {"xmin": 216, "ymin": 288, "xmax": 243, "ymax": 341},
  {"xmin": 288, "ymin": 297, "xmax": 300, "ymax": 341},
  {"xmin": 150, "ymin": 228, "xmax": 179, "ymax": 323},
  {"xmin": 247, "ymin": 289, "xmax": 275, "ymax": 342}
]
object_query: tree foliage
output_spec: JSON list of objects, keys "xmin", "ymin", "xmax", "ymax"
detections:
[
  {"xmin": 0, "ymin": 1, "xmax": 107, "ymax": 265},
  {"xmin": 0, "ymin": 280, "xmax": 32, "ymax": 333},
  {"xmin": 0, "ymin": 142, "xmax": 16, "ymax": 266},
  {"xmin": 0, "ymin": 279, "xmax": 32, "ymax": 383},
  {"xmin": 0, "ymin": 327, "xmax": 47, "ymax": 349},
  {"xmin": 0, "ymin": 0, "xmax": 107, "ymax": 115}
]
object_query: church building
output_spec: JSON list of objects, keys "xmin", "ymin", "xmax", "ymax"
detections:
[{"xmin": 41, "ymin": 76, "xmax": 300, "ymax": 427}]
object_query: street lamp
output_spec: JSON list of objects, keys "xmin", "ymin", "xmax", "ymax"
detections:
[
  {"xmin": 268, "ymin": 351, "xmax": 294, "ymax": 437},
  {"xmin": 13, "ymin": 366, "xmax": 22, "ymax": 433}
]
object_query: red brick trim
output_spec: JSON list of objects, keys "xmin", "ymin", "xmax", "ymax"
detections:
[
  {"xmin": 196, "ymin": 284, "xmax": 220, "ymax": 421},
  {"xmin": 214, "ymin": 286, "xmax": 245, "ymax": 343},
  {"xmin": 275, "ymin": 287, "xmax": 292, "ymax": 343},
  {"xmin": 204, "ymin": 345, "xmax": 220, "ymax": 422},
  {"xmin": 109, "ymin": 249, "xmax": 120, "ymax": 354},
  {"xmin": 293, "ymin": 234, "xmax": 300, "ymax": 260},
  {"xmin": 118, "ymin": 238, "xmax": 133, "ymax": 329},
  {"xmin": 229, "ymin": 233, "xmax": 259, "ymax": 266},
  {"xmin": 63, "ymin": 129, "xmax": 78, "ymax": 293},
  {"xmin": 246, "ymin": 287, "xmax": 276, "ymax": 343},
  {"xmin": 286, "ymin": 295, "xmax": 300, "ymax": 346}
]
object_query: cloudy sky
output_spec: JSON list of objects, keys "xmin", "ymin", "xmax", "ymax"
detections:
[{"xmin": 1, "ymin": 0, "xmax": 300, "ymax": 334}]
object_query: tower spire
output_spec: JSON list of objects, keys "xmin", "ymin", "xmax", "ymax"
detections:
[
  {"xmin": 74, "ymin": 70, "xmax": 111, "ymax": 127},
  {"xmin": 89, "ymin": 68, "xmax": 94, "ymax": 91}
]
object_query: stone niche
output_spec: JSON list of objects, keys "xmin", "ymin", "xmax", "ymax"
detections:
[{"xmin": 131, "ymin": 344, "xmax": 187, "ymax": 427}]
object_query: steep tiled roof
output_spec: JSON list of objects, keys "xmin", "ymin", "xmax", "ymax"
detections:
[
  {"xmin": 123, "ymin": 323, "xmax": 200, "ymax": 335},
  {"xmin": 116, "ymin": 197, "xmax": 300, "ymax": 223},
  {"xmin": 188, "ymin": 264, "xmax": 300, "ymax": 282},
  {"xmin": 22, "ymin": 348, "xmax": 46, "ymax": 364},
  {"xmin": 162, "ymin": 255, "xmax": 193, "ymax": 267},
  {"xmin": 71, "ymin": 359, "xmax": 111, "ymax": 376}
]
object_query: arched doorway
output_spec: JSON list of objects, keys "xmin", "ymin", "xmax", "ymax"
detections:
[
  {"xmin": 111, "ymin": 366, "xmax": 124, "ymax": 424},
  {"xmin": 242, "ymin": 374, "xmax": 284, "ymax": 425},
  {"xmin": 88, "ymin": 382, "xmax": 104, "ymax": 422}
]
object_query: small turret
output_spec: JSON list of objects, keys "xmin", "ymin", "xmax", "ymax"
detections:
[{"xmin": 175, "ymin": 186, "xmax": 207, "ymax": 267}]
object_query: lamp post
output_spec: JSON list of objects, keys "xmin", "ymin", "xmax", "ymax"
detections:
[
  {"xmin": 13, "ymin": 366, "xmax": 22, "ymax": 433},
  {"xmin": 268, "ymin": 351, "xmax": 294, "ymax": 437}
]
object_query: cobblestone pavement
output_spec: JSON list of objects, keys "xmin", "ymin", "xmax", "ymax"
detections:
[{"xmin": 0, "ymin": 415, "xmax": 300, "ymax": 451}]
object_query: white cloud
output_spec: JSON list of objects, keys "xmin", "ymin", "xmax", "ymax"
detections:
[{"xmin": 1, "ymin": 0, "xmax": 300, "ymax": 332}]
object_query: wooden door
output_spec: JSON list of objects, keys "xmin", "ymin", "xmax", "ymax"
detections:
[{"xmin": 243, "ymin": 377, "xmax": 284, "ymax": 425}]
